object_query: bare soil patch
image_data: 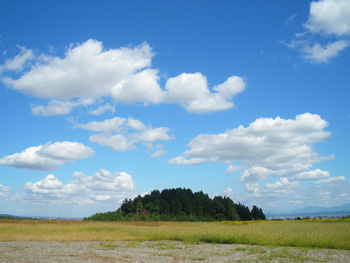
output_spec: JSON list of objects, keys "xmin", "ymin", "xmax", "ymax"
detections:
[{"xmin": 1, "ymin": 241, "xmax": 349, "ymax": 262}]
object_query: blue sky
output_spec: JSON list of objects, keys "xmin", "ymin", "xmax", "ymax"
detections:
[{"xmin": 0, "ymin": 0, "xmax": 349, "ymax": 218}]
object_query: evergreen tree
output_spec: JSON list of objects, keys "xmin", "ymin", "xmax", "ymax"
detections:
[{"xmin": 84, "ymin": 188, "xmax": 265, "ymax": 222}]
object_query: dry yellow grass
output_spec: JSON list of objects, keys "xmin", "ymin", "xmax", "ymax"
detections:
[{"xmin": 0, "ymin": 219, "xmax": 349, "ymax": 249}]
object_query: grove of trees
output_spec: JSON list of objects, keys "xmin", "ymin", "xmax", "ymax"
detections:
[{"xmin": 84, "ymin": 188, "xmax": 266, "ymax": 222}]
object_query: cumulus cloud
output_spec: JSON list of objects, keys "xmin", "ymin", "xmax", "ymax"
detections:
[
  {"xmin": 285, "ymin": 0, "xmax": 350, "ymax": 63},
  {"xmin": 75, "ymin": 116, "xmax": 174, "ymax": 154},
  {"xmin": 2, "ymin": 40, "xmax": 155, "ymax": 100},
  {"xmin": 164, "ymin": 74, "xmax": 244, "ymax": 113},
  {"xmin": 23, "ymin": 169, "xmax": 136, "ymax": 205},
  {"xmin": 0, "ymin": 141, "xmax": 94, "ymax": 170},
  {"xmin": 238, "ymin": 167, "xmax": 271, "ymax": 183},
  {"xmin": 1, "ymin": 39, "xmax": 245, "ymax": 114},
  {"xmin": 169, "ymin": 113, "xmax": 334, "ymax": 183},
  {"xmin": 304, "ymin": 0, "xmax": 350, "ymax": 36}
]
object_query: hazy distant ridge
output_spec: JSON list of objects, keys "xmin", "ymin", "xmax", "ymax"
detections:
[{"xmin": 267, "ymin": 203, "xmax": 350, "ymax": 217}]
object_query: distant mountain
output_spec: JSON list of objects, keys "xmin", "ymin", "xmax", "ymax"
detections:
[
  {"xmin": 0, "ymin": 214, "xmax": 21, "ymax": 218},
  {"xmin": 0, "ymin": 214, "xmax": 83, "ymax": 220},
  {"xmin": 266, "ymin": 203, "xmax": 350, "ymax": 217},
  {"xmin": 290, "ymin": 203, "xmax": 350, "ymax": 215}
]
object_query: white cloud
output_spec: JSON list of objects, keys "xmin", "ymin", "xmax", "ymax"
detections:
[
  {"xmin": 75, "ymin": 116, "xmax": 174, "ymax": 153},
  {"xmin": 170, "ymin": 113, "xmax": 333, "ymax": 183},
  {"xmin": 240, "ymin": 177, "xmax": 350, "ymax": 212},
  {"xmin": 0, "ymin": 184, "xmax": 11, "ymax": 197},
  {"xmin": 168, "ymin": 156, "xmax": 207, "ymax": 165},
  {"xmin": 314, "ymin": 176, "xmax": 346, "ymax": 184},
  {"xmin": 31, "ymin": 100, "xmax": 76, "ymax": 116},
  {"xmin": 0, "ymin": 46, "xmax": 33, "ymax": 72},
  {"xmin": 130, "ymin": 127, "xmax": 173, "ymax": 143},
  {"xmin": 264, "ymin": 178, "xmax": 300, "ymax": 190},
  {"xmin": 75, "ymin": 117, "xmax": 126, "ymax": 133},
  {"xmin": 1, "ymin": 39, "xmax": 245, "ymax": 114},
  {"xmin": 150, "ymin": 144, "xmax": 168, "ymax": 158},
  {"xmin": 89, "ymin": 133, "xmax": 135, "ymax": 152},
  {"xmin": 223, "ymin": 187, "xmax": 244, "ymax": 203},
  {"xmin": 126, "ymin": 118, "xmax": 147, "ymax": 131},
  {"xmin": 303, "ymin": 40, "xmax": 349, "ymax": 63},
  {"xmin": 88, "ymin": 103, "xmax": 115, "ymax": 116},
  {"xmin": 290, "ymin": 169, "xmax": 330, "ymax": 181},
  {"xmin": 165, "ymin": 74, "xmax": 245, "ymax": 113},
  {"xmin": 225, "ymin": 164, "xmax": 242, "ymax": 175},
  {"xmin": 23, "ymin": 169, "xmax": 136, "ymax": 205},
  {"xmin": 244, "ymin": 178, "xmax": 301, "ymax": 201},
  {"xmin": 110, "ymin": 68, "xmax": 164, "ymax": 104},
  {"xmin": 238, "ymin": 166, "xmax": 271, "ymax": 183},
  {"xmin": 285, "ymin": 0, "xmax": 350, "ymax": 63},
  {"xmin": 2, "ymin": 40, "xmax": 154, "ymax": 100},
  {"xmin": 31, "ymin": 98, "xmax": 94, "ymax": 116},
  {"xmin": 286, "ymin": 39, "xmax": 349, "ymax": 63},
  {"xmin": 0, "ymin": 141, "xmax": 94, "ymax": 171},
  {"xmin": 305, "ymin": 0, "xmax": 350, "ymax": 36},
  {"xmin": 284, "ymin": 14, "xmax": 298, "ymax": 26},
  {"xmin": 245, "ymin": 183, "xmax": 260, "ymax": 195}
]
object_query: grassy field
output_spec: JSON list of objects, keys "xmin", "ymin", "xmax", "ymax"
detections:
[{"xmin": 0, "ymin": 219, "xmax": 349, "ymax": 250}]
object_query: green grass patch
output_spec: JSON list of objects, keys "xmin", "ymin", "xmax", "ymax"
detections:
[{"xmin": 1, "ymin": 219, "xmax": 349, "ymax": 250}]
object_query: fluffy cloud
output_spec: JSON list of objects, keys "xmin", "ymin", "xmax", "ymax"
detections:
[
  {"xmin": 2, "ymin": 40, "xmax": 154, "ymax": 100},
  {"xmin": 285, "ymin": 0, "xmax": 350, "ymax": 63},
  {"xmin": 164, "ymin": 74, "xmax": 244, "ymax": 113},
  {"xmin": 23, "ymin": 169, "xmax": 136, "ymax": 205},
  {"xmin": 169, "ymin": 113, "xmax": 334, "ymax": 183},
  {"xmin": 1, "ymin": 39, "xmax": 245, "ymax": 114},
  {"xmin": 75, "ymin": 116, "xmax": 174, "ymax": 154},
  {"xmin": 0, "ymin": 141, "xmax": 94, "ymax": 170},
  {"xmin": 304, "ymin": 0, "xmax": 350, "ymax": 36}
]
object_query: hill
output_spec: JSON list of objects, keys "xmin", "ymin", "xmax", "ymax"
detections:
[
  {"xmin": 266, "ymin": 203, "xmax": 350, "ymax": 218},
  {"xmin": 84, "ymin": 188, "xmax": 265, "ymax": 222}
]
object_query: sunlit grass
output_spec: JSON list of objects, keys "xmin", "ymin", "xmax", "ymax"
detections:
[{"xmin": 0, "ymin": 219, "xmax": 349, "ymax": 249}]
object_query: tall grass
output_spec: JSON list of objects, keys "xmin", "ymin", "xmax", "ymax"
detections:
[{"xmin": 0, "ymin": 219, "xmax": 349, "ymax": 250}]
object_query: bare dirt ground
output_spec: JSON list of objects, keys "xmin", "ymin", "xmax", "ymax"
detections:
[{"xmin": 1, "ymin": 241, "xmax": 349, "ymax": 262}]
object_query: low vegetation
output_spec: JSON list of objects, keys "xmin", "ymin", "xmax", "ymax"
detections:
[{"xmin": 1, "ymin": 218, "xmax": 349, "ymax": 250}]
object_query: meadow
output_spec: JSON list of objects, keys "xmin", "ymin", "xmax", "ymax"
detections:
[{"xmin": 0, "ymin": 219, "xmax": 349, "ymax": 250}]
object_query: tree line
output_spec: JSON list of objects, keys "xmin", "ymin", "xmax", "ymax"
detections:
[{"xmin": 84, "ymin": 188, "xmax": 265, "ymax": 222}]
